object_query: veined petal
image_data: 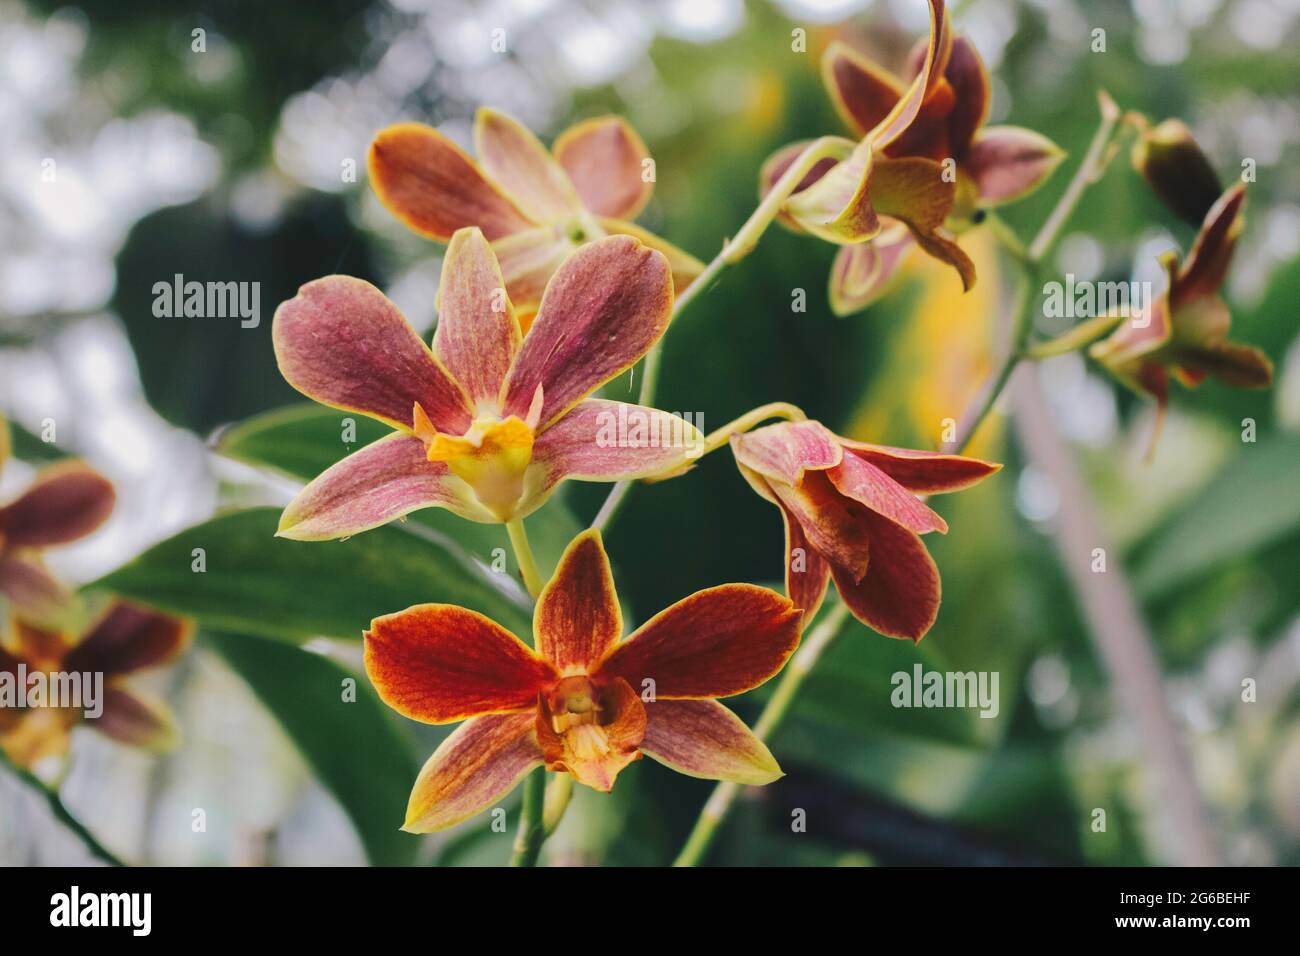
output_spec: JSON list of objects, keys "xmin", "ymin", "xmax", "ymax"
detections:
[
  {"xmin": 368, "ymin": 122, "xmax": 537, "ymax": 241},
  {"xmin": 771, "ymin": 471, "xmax": 872, "ymax": 580},
  {"xmin": 1173, "ymin": 184, "xmax": 1245, "ymax": 306},
  {"xmin": 781, "ymin": 502, "xmax": 831, "ymax": 620},
  {"xmin": 523, "ymin": 399, "xmax": 703, "ymax": 510},
  {"xmin": 365, "ymin": 604, "xmax": 556, "ymax": 724},
  {"xmin": 837, "ymin": 440, "xmax": 1001, "ymax": 493},
  {"xmin": 534, "ymin": 530, "xmax": 622, "ymax": 674},
  {"xmin": 92, "ymin": 687, "xmax": 180, "ymax": 751},
  {"xmin": 965, "ymin": 125, "xmax": 1066, "ymax": 205},
  {"xmin": 0, "ymin": 463, "xmax": 115, "ymax": 549},
  {"xmin": 594, "ymin": 584, "xmax": 800, "ymax": 699},
  {"xmin": 598, "ymin": 218, "xmax": 705, "ymax": 297},
  {"xmin": 554, "ymin": 116, "xmax": 654, "ymax": 220},
  {"xmin": 729, "ymin": 419, "xmax": 842, "ymax": 487},
  {"xmin": 537, "ymin": 677, "xmax": 644, "ymax": 792},
  {"xmin": 273, "ymin": 276, "xmax": 473, "ymax": 434},
  {"xmin": 870, "ymin": 0, "xmax": 952, "ymax": 150},
  {"xmin": 822, "ymin": 41, "xmax": 903, "ymax": 139},
  {"xmin": 64, "ymin": 603, "xmax": 191, "ymax": 677},
  {"xmin": 277, "ymin": 433, "xmax": 493, "ymax": 540},
  {"xmin": 832, "ymin": 508, "xmax": 940, "ymax": 641},
  {"xmin": 433, "ymin": 227, "xmax": 521, "ymax": 412},
  {"xmin": 827, "ymin": 451, "xmax": 949, "ymax": 534},
  {"xmin": 403, "ymin": 712, "xmax": 542, "ymax": 833},
  {"xmin": 1091, "ymin": 294, "xmax": 1174, "ymax": 371},
  {"xmin": 939, "ymin": 36, "xmax": 990, "ymax": 157},
  {"xmin": 502, "ymin": 236, "xmax": 673, "ymax": 429},
  {"xmin": 640, "ymin": 699, "xmax": 781, "ymax": 785},
  {"xmin": 473, "ymin": 108, "xmax": 581, "ymax": 223},
  {"xmin": 491, "ymin": 227, "xmax": 576, "ymax": 321},
  {"xmin": 828, "ymin": 224, "xmax": 914, "ymax": 315},
  {"xmin": 0, "ymin": 554, "xmax": 74, "ymax": 629}
]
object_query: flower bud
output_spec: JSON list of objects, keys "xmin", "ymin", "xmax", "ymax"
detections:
[{"xmin": 1131, "ymin": 119, "xmax": 1222, "ymax": 226}]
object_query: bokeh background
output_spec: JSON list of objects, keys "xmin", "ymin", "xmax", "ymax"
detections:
[{"xmin": 1, "ymin": 0, "xmax": 1298, "ymax": 866}]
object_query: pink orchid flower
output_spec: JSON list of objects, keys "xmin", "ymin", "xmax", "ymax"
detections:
[
  {"xmin": 732, "ymin": 419, "xmax": 1000, "ymax": 641},
  {"xmin": 365, "ymin": 530, "xmax": 800, "ymax": 832},
  {"xmin": 272, "ymin": 229, "xmax": 702, "ymax": 538},
  {"xmin": 368, "ymin": 108, "xmax": 703, "ymax": 331},
  {"xmin": 0, "ymin": 420, "xmax": 116, "ymax": 628}
]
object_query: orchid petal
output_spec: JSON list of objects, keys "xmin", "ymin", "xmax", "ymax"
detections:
[
  {"xmin": 365, "ymin": 604, "xmax": 556, "ymax": 724},
  {"xmin": 770, "ymin": 471, "xmax": 872, "ymax": 581},
  {"xmin": 277, "ymin": 433, "xmax": 492, "ymax": 540},
  {"xmin": 827, "ymin": 451, "xmax": 949, "ymax": 534},
  {"xmin": 870, "ymin": 0, "xmax": 952, "ymax": 150},
  {"xmin": 640, "ymin": 699, "xmax": 781, "ymax": 785},
  {"xmin": 433, "ymin": 227, "xmax": 521, "ymax": 412},
  {"xmin": 502, "ymin": 236, "xmax": 673, "ymax": 428},
  {"xmin": 729, "ymin": 420, "xmax": 842, "ymax": 487},
  {"xmin": 92, "ymin": 687, "xmax": 180, "ymax": 751},
  {"xmin": 0, "ymin": 463, "xmax": 115, "ymax": 549},
  {"xmin": 964, "ymin": 125, "xmax": 1066, "ymax": 205},
  {"xmin": 837, "ymin": 440, "xmax": 1001, "ymax": 493},
  {"xmin": 553, "ymin": 116, "xmax": 654, "ymax": 220},
  {"xmin": 758, "ymin": 140, "xmax": 839, "ymax": 232},
  {"xmin": 595, "ymin": 584, "xmax": 800, "ymax": 700},
  {"xmin": 403, "ymin": 712, "xmax": 542, "ymax": 833},
  {"xmin": 832, "ymin": 509, "xmax": 940, "ymax": 642},
  {"xmin": 940, "ymin": 37, "xmax": 991, "ymax": 157},
  {"xmin": 368, "ymin": 122, "xmax": 537, "ymax": 241},
  {"xmin": 64, "ymin": 603, "xmax": 191, "ymax": 677},
  {"xmin": 782, "ymin": 137, "xmax": 882, "ymax": 244},
  {"xmin": 1173, "ymin": 184, "xmax": 1245, "ymax": 305},
  {"xmin": 273, "ymin": 276, "xmax": 473, "ymax": 434},
  {"xmin": 598, "ymin": 218, "xmax": 705, "ymax": 297},
  {"xmin": 473, "ymin": 108, "xmax": 582, "ymax": 223},
  {"xmin": 491, "ymin": 227, "xmax": 576, "ymax": 322},
  {"xmin": 534, "ymin": 530, "xmax": 622, "ymax": 674},
  {"xmin": 821, "ymin": 41, "xmax": 903, "ymax": 140},
  {"xmin": 0, "ymin": 554, "xmax": 74, "ymax": 628},
  {"xmin": 828, "ymin": 224, "xmax": 913, "ymax": 315},
  {"xmin": 781, "ymin": 502, "xmax": 831, "ymax": 620}
]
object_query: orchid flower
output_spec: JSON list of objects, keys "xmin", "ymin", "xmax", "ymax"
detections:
[
  {"xmin": 0, "ymin": 420, "xmax": 115, "ymax": 629},
  {"xmin": 272, "ymin": 229, "xmax": 702, "ymax": 538},
  {"xmin": 762, "ymin": 0, "xmax": 1063, "ymax": 314},
  {"xmin": 0, "ymin": 602, "xmax": 190, "ymax": 768},
  {"xmin": 732, "ymin": 420, "xmax": 999, "ymax": 641},
  {"xmin": 1090, "ymin": 184, "xmax": 1271, "ymax": 445},
  {"xmin": 364, "ymin": 530, "xmax": 800, "ymax": 832},
  {"xmin": 368, "ymin": 108, "xmax": 704, "ymax": 330}
]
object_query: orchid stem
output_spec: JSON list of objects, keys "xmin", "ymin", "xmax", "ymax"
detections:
[
  {"xmin": 948, "ymin": 90, "xmax": 1123, "ymax": 452},
  {"xmin": 698, "ymin": 402, "xmax": 807, "ymax": 458},
  {"xmin": 673, "ymin": 600, "xmax": 851, "ymax": 867},
  {"xmin": 505, "ymin": 518, "xmax": 544, "ymax": 600},
  {"xmin": 542, "ymin": 773, "xmax": 573, "ymax": 836},
  {"xmin": 0, "ymin": 749, "xmax": 125, "ymax": 866},
  {"xmin": 591, "ymin": 138, "xmax": 848, "ymax": 534}
]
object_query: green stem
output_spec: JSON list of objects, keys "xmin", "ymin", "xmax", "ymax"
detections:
[
  {"xmin": 591, "ymin": 137, "xmax": 850, "ymax": 534},
  {"xmin": 947, "ymin": 90, "xmax": 1123, "ymax": 452},
  {"xmin": 0, "ymin": 749, "xmax": 125, "ymax": 866},
  {"xmin": 509, "ymin": 767, "xmax": 547, "ymax": 867},
  {"xmin": 505, "ymin": 518, "xmax": 543, "ymax": 600},
  {"xmin": 672, "ymin": 601, "xmax": 851, "ymax": 867}
]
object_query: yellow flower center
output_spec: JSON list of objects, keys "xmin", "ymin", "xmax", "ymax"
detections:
[{"xmin": 416, "ymin": 409, "xmax": 536, "ymax": 521}]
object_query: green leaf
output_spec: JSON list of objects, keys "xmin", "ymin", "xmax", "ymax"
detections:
[
  {"xmin": 92, "ymin": 507, "xmax": 532, "ymax": 642},
  {"xmin": 217, "ymin": 403, "xmax": 584, "ymax": 577},
  {"xmin": 205, "ymin": 631, "xmax": 419, "ymax": 866},
  {"xmin": 1133, "ymin": 432, "xmax": 1300, "ymax": 597}
]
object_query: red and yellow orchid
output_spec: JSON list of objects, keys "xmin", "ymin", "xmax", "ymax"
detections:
[
  {"xmin": 364, "ymin": 530, "xmax": 801, "ymax": 832},
  {"xmin": 1090, "ymin": 184, "xmax": 1271, "ymax": 443},
  {"xmin": 763, "ymin": 0, "xmax": 1063, "ymax": 314},
  {"xmin": 732, "ymin": 419, "xmax": 999, "ymax": 641},
  {"xmin": 0, "ymin": 420, "xmax": 116, "ymax": 629},
  {"xmin": 369, "ymin": 108, "xmax": 703, "ymax": 330},
  {"xmin": 0, "ymin": 602, "xmax": 191, "ymax": 768},
  {"xmin": 272, "ymin": 229, "xmax": 703, "ymax": 538}
]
